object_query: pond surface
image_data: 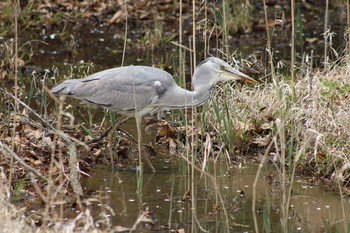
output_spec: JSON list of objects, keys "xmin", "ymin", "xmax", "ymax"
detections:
[{"xmin": 82, "ymin": 150, "xmax": 350, "ymax": 232}]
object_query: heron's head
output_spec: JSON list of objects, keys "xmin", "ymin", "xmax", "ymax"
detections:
[{"xmin": 194, "ymin": 57, "xmax": 257, "ymax": 87}]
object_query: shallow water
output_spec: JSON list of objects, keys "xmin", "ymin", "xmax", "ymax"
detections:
[{"xmin": 81, "ymin": 149, "xmax": 350, "ymax": 232}]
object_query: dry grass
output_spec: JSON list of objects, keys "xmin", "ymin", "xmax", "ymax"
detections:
[
  {"xmin": 0, "ymin": 169, "xmax": 34, "ymax": 233},
  {"xmin": 207, "ymin": 56, "xmax": 350, "ymax": 193},
  {"xmin": 0, "ymin": 169, "xmax": 113, "ymax": 233}
]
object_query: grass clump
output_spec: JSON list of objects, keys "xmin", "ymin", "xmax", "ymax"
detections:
[
  {"xmin": 0, "ymin": 167, "xmax": 115, "ymax": 233},
  {"xmin": 207, "ymin": 56, "xmax": 350, "ymax": 193}
]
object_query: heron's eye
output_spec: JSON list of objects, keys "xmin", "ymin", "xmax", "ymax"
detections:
[{"xmin": 220, "ymin": 65, "xmax": 225, "ymax": 70}]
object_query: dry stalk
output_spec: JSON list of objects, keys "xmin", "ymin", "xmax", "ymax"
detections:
[
  {"xmin": 262, "ymin": 0, "xmax": 276, "ymax": 82},
  {"xmin": 9, "ymin": 0, "xmax": 20, "ymax": 197},
  {"xmin": 0, "ymin": 142, "xmax": 48, "ymax": 182},
  {"xmin": 291, "ymin": 0, "xmax": 295, "ymax": 85},
  {"xmin": 324, "ymin": 0, "xmax": 329, "ymax": 69}
]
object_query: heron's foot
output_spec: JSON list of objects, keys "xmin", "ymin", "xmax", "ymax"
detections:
[
  {"xmin": 139, "ymin": 146, "xmax": 156, "ymax": 173},
  {"xmin": 142, "ymin": 143, "xmax": 156, "ymax": 158}
]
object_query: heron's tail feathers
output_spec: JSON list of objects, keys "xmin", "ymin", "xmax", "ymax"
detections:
[{"xmin": 51, "ymin": 79, "xmax": 81, "ymax": 96}]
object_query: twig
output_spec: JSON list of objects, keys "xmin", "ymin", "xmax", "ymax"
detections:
[
  {"xmin": 86, "ymin": 116, "xmax": 131, "ymax": 144},
  {"xmin": 6, "ymin": 92, "xmax": 88, "ymax": 149},
  {"xmin": 68, "ymin": 141, "xmax": 84, "ymax": 200},
  {"xmin": 0, "ymin": 141, "xmax": 48, "ymax": 182},
  {"xmin": 252, "ymin": 139, "xmax": 274, "ymax": 233}
]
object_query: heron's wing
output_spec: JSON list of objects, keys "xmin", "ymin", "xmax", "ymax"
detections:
[{"xmin": 51, "ymin": 66, "xmax": 175, "ymax": 115}]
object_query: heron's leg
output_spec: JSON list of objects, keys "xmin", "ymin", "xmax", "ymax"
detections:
[
  {"xmin": 107, "ymin": 128, "xmax": 115, "ymax": 168},
  {"xmin": 87, "ymin": 116, "xmax": 131, "ymax": 144},
  {"xmin": 106, "ymin": 116, "xmax": 131, "ymax": 169},
  {"xmin": 135, "ymin": 115, "xmax": 156, "ymax": 173}
]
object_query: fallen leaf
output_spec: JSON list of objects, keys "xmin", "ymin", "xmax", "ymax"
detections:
[
  {"xmin": 42, "ymin": 137, "xmax": 53, "ymax": 147},
  {"xmin": 24, "ymin": 156, "xmax": 43, "ymax": 166},
  {"xmin": 157, "ymin": 122, "xmax": 177, "ymax": 138},
  {"xmin": 114, "ymin": 226, "xmax": 131, "ymax": 232},
  {"xmin": 168, "ymin": 138, "xmax": 177, "ymax": 153},
  {"xmin": 49, "ymin": 166, "xmax": 59, "ymax": 174},
  {"xmin": 93, "ymin": 148, "xmax": 102, "ymax": 157},
  {"xmin": 25, "ymin": 128, "xmax": 43, "ymax": 140},
  {"xmin": 108, "ymin": 9, "xmax": 124, "ymax": 24}
]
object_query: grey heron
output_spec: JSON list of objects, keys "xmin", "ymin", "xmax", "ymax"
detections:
[{"xmin": 51, "ymin": 57, "xmax": 257, "ymax": 172}]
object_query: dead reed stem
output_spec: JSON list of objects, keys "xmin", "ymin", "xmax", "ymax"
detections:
[
  {"xmin": 291, "ymin": 0, "xmax": 295, "ymax": 85},
  {"xmin": 121, "ymin": 0, "xmax": 128, "ymax": 67},
  {"xmin": 262, "ymin": 0, "xmax": 276, "ymax": 82},
  {"xmin": 204, "ymin": 0, "xmax": 208, "ymax": 59},
  {"xmin": 324, "ymin": 0, "xmax": 329, "ymax": 69},
  {"xmin": 222, "ymin": 0, "xmax": 228, "ymax": 54},
  {"xmin": 179, "ymin": 0, "xmax": 183, "ymax": 87},
  {"xmin": 252, "ymin": 141, "xmax": 273, "ymax": 233},
  {"xmin": 177, "ymin": 154, "xmax": 230, "ymax": 232},
  {"xmin": 191, "ymin": 1, "xmax": 196, "ymax": 231},
  {"xmin": 347, "ymin": 0, "xmax": 350, "ymax": 54},
  {"xmin": 9, "ymin": 0, "xmax": 19, "ymax": 196}
]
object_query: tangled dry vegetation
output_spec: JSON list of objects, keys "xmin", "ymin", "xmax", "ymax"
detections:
[
  {"xmin": 0, "ymin": 0, "xmax": 197, "ymax": 27},
  {"xmin": 206, "ymin": 57, "xmax": 350, "ymax": 193}
]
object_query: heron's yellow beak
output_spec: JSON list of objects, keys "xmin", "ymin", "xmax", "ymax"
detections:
[{"xmin": 226, "ymin": 67, "xmax": 258, "ymax": 84}]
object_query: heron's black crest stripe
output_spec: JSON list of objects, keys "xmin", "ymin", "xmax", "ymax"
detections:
[
  {"xmin": 197, "ymin": 59, "xmax": 210, "ymax": 67},
  {"xmin": 52, "ymin": 86, "xmax": 74, "ymax": 95},
  {"xmin": 82, "ymin": 78, "xmax": 100, "ymax": 83},
  {"xmin": 84, "ymin": 98, "xmax": 112, "ymax": 107}
]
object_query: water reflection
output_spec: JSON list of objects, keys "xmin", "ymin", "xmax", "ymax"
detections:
[{"xmin": 82, "ymin": 154, "xmax": 350, "ymax": 232}]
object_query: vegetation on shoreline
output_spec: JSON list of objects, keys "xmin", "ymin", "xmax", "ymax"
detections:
[{"xmin": 206, "ymin": 57, "xmax": 350, "ymax": 192}]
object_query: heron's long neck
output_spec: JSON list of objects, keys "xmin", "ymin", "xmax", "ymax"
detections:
[
  {"xmin": 157, "ymin": 72, "xmax": 215, "ymax": 110},
  {"xmin": 172, "ymin": 67, "xmax": 216, "ymax": 108},
  {"xmin": 193, "ymin": 85, "xmax": 213, "ymax": 106},
  {"xmin": 188, "ymin": 71, "xmax": 215, "ymax": 107},
  {"xmin": 174, "ymin": 83, "xmax": 213, "ymax": 108}
]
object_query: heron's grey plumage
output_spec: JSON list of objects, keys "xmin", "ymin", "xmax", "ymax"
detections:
[
  {"xmin": 51, "ymin": 57, "xmax": 257, "ymax": 171},
  {"xmin": 52, "ymin": 66, "xmax": 176, "ymax": 116},
  {"xmin": 52, "ymin": 57, "xmax": 256, "ymax": 118}
]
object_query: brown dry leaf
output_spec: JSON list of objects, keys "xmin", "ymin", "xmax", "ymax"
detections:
[
  {"xmin": 139, "ymin": 10, "xmax": 150, "ymax": 19},
  {"xmin": 49, "ymin": 166, "xmax": 59, "ymax": 174},
  {"xmin": 140, "ymin": 213, "xmax": 154, "ymax": 224},
  {"xmin": 168, "ymin": 138, "xmax": 177, "ymax": 153},
  {"xmin": 94, "ymin": 148, "xmax": 102, "ymax": 157},
  {"xmin": 252, "ymin": 137, "xmax": 270, "ymax": 147},
  {"xmin": 13, "ymin": 114, "xmax": 22, "ymax": 123},
  {"xmin": 306, "ymin": 37, "xmax": 319, "ymax": 44},
  {"xmin": 4, "ymin": 136, "xmax": 24, "ymax": 145},
  {"xmin": 256, "ymin": 18, "xmax": 284, "ymax": 30},
  {"xmin": 157, "ymin": 122, "xmax": 177, "ymax": 138},
  {"xmin": 108, "ymin": 9, "xmax": 124, "ymax": 24},
  {"xmin": 42, "ymin": 136, "xmax": 53, "ymax": 147},
  {"xmin": 114, "ymin": 226, "xmax": 131, "ymax": 232},
  {"xmin": 24, "ymin": 156, "xmax": 43, "ymax": 166},
  {"xmin": 145, "ymin": 123, "xmax": 159, "ymax": 135},
  {"xmin": 10, "ymin": 57, "xmax": 25, "ymax": 69},
  {"xmin": 25, "ymin": 127, "xmax": 43, "ymax": 140},
  {"xmin": 84, "ymin": 134, "xmax": 93, "ymax": 141},
  {"xmin": 177, "ymin": 229, "xmax": 185, "ymax": 233}
]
